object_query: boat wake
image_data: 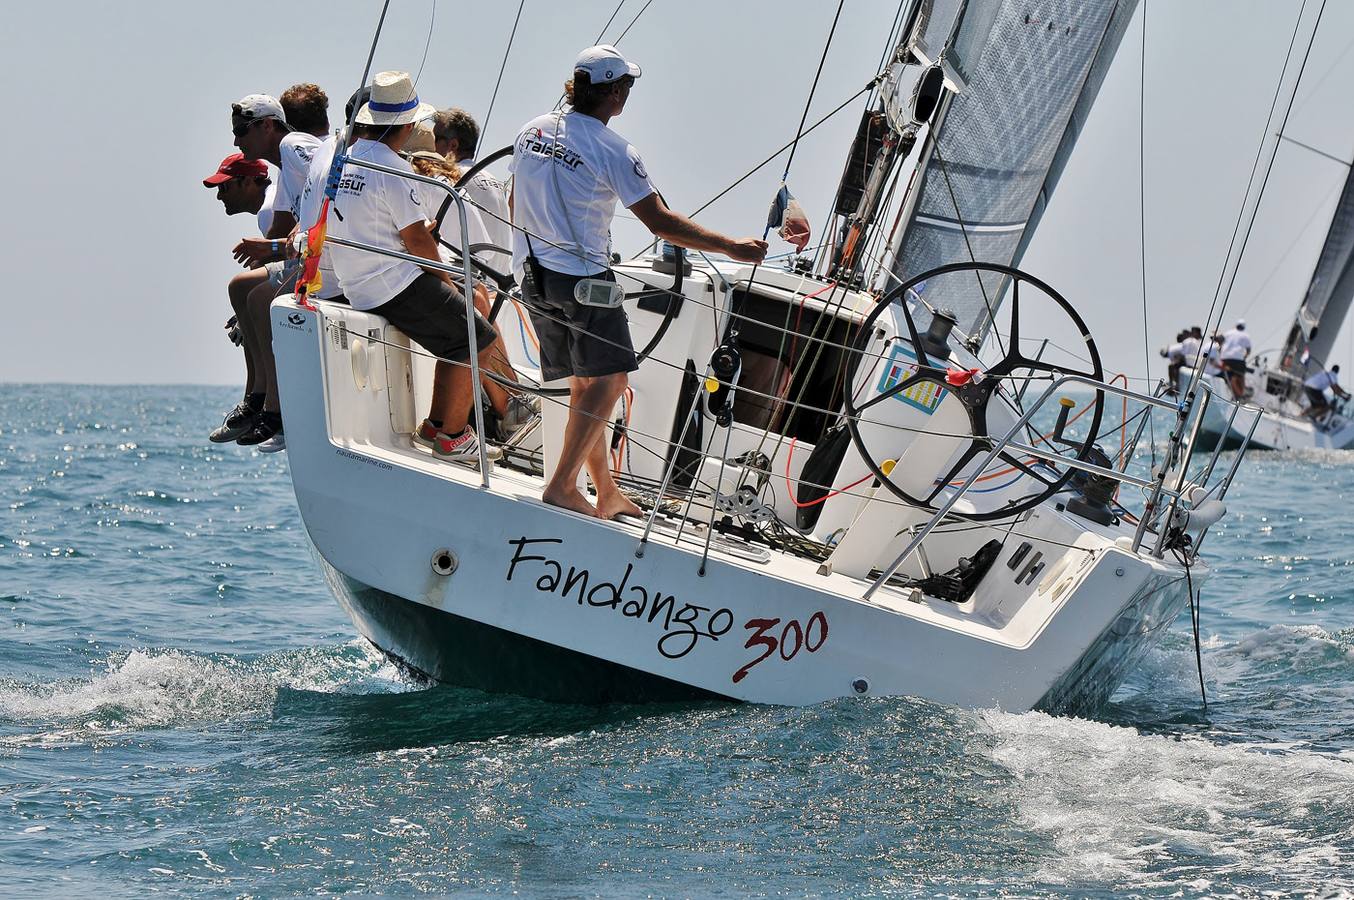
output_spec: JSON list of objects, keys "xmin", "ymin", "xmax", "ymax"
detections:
[{"xmin": 0, "ymin": 641, "xmax": 409, "ymax": 737}]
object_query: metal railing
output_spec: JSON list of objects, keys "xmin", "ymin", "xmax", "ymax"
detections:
[{"xmin": 861, "ymin": 375, "xmax": 1259, "ymax": 601}]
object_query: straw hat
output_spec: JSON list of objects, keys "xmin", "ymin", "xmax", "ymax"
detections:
[
  {"xmin": 404, "ymin": 120, "xmax": 437, "ymax": 154},
  {"xmin": 355, "ymin": 71, "xmax": 436, "ymax": 126}
]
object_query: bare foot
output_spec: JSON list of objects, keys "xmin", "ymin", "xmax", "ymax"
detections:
[
  {"xmin": 596, "ymin": 491, "xmax": 643, "ymax": 521},
  {"xmin": 542, "ymin": 485, "xmax": 598, "ymax": 517}
]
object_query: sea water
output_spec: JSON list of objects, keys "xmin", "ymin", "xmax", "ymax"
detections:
[{"xmin": 2, "ymin": 385, "xmax": 1352, "ymax": 897}]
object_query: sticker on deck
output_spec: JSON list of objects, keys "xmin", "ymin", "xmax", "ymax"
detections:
[{"xmin": 876, "ymin": 344, "xmax": 946, "ymax": 414}]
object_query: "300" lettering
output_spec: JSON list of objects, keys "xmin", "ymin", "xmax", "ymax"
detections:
[{"xmin": 732, "ymin": 612, "xmax": 828, "ymax": 683}]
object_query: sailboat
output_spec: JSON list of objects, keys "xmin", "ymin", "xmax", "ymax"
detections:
[
  {"xmin": 270, "ymin": 0, "xmax": 1251, "ymax": 714},
  {"xmin": 1192, "ymin": 164, "xmax": 1354, "ymax": 450}
]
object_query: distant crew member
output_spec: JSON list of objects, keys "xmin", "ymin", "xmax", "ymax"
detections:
[
  {"xmin": 202, "ymin": 153, "xmax": 273, "ymax": 443},
  {"xmin": 327, "ymin": 71, "xmax": 498, "ymax": 465},
  {"xmin": 1219, "ymin": 319, "xmax": 1253, "ymax": 399},
  {"xmin": 1303, "ymin": 365, "xmax": 1350, "ymax": 425},
  {"xmin": 510, "ymin": 44, "xmax": 767, "ymax": 519},
  {"xmin": 1162, "ymin": 329, "xmax": 1187, "ymax": 395}
]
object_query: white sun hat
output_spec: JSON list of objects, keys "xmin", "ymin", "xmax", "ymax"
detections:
[
  {"xmin": 574, "ymin": 44, "xmax": 642, "ymax": 85},
  {"xmin": 355, "ymin": 71, "xmax": 437, "ymax": 126}
]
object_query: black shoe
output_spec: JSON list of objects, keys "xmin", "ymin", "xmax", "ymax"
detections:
[
  {"xmin": 236, "ymin": 411, "xmax": 282, "ymax": 446},
  {"xmin": 210, "ymin": 398, "xmax": 260, "ymax": 443}
]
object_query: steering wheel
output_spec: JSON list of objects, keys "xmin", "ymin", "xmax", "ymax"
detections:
[{"xmin": 843, "ymin": 261, "xmax": 1104, "ymax": 521}]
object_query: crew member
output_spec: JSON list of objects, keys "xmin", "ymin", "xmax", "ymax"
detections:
[
  {"xmin": 327, "ymin": 71, "xmax": 498, "ymax": 465},
  {"xmin": 1220, "ymin": 319, "xmax": 1252, "ymax": 400},
  {"xmin": 202, "ymin": 153, "xmax": 273, "ymax": 443},
  {"xmin": 434, "ymin": 107, "xmax": 513, "ymax": 274},
  {"xmin": 1303, "ymin": 364, "xmax": 1350, "ymax": 424},
  {"xmin": 510, "ymin": 44, "xmax": 767, "ymax": 519}
]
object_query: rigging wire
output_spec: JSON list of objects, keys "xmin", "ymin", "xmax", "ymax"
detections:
[
  {"xmin": 1137, "ymin": 1, "xmax": 1156, "ymax": 462},
  {"xmin": 611, "ymin": 0, "xmax": 656, "ymax": 45},
  {"xmin": 480, "ymin": 0, "xmax": 526, "ymax": 146}
]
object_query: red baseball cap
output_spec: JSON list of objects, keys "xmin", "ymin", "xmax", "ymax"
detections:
[{"xmin": 203, "ymin": 153, "xmax": 269, "ymax": 187}]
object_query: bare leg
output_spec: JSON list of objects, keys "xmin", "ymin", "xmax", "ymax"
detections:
[
  {"xmin": 587, "ymin": 428, "xmax": 641, "ymax": 520},
  {"xmin": 229, "ymin": 269, "xmax": 269, "ymax": 395},
  {"xmin": 430, "ymin": 346, "xmax": 496, "ymax": 435},
  {"xmin": 543, "ymin": 372, "xmax": 627, "ymax": 517}
]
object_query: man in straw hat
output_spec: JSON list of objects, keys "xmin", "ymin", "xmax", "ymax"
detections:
[
  {"xmin": 510, "ymin": 44, "xmax": 767, "ymax": 519},
  {"xmin": 327, "ymin": 71, "xmax": 499, "ymax": 465}
]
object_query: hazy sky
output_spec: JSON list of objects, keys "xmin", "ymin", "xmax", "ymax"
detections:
[{"xmin": 1, "ymin": 0, "xmax": 1350, "ymax": 385}]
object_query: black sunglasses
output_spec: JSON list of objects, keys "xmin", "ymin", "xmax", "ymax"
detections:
[{"xmin": 232, "ymin": 118, "xmax": 259, "ymax": 137}]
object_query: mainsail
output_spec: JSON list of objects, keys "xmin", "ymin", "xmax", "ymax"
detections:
[
  {"xmin": 1281, "ymin": 165, "xmax": 1354, "ymax": 373},
  {"xmin": 888, "ymin": 0, "xmax": 1139, "ymax": 337}
]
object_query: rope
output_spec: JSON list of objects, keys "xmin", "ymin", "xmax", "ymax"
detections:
[
  {"xmin": 1137, "ymin": 2, "xmax": 1157, "ymax": 462},
  {"xmin": 480, "ymin": 0, "xmax": 525, "ymax": 146}
]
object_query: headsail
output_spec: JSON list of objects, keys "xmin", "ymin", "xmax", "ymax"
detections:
[
  {"xmin": 1281, "ymin": 165, "xmax": 1354, "ymax": 373},
  {"xmin": 887, "ymin": 0, "xmax": 1139, "ymax": 337}
]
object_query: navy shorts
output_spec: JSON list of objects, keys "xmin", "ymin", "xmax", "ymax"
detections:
[
  {"xmin": 371, "ymin": 272, "xmax": 496, "ymax": 364},
  {"xmin": 524, "ymin": 267, "xmax": 638, "ymax": 382}
]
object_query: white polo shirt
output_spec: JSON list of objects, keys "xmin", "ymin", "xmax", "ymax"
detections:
[
  {"xmin": 509, "ymin": 110, "xmax": 656, "ymax": 276},
  {"xmin": 272, "ymin": 131, "xmax": 322, "ymax": 220},
  {"xmin": 1180, "ymin": 335, "xmax": 1201, "ymax": 363},
  {"xmin": 257, "ymin": 183, "xmax": 277, "ymax": 236},
  {"xmin": 1220, "ymin": 328, "xmax": 1252, "ymax": 361},
  {"xmin": 327, "ymin": 139, "xmax": 427, "ymax": 311},
  {"xmin": 458, "ymin": 158, "xmax": 513, "ymax": 273},
  {"xmin": 412, "ymin": 174, "xmax": 491, "ymax": 266}
]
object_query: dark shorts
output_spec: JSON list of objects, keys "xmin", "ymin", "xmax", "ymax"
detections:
[
  {"xmin": 1306, "ymin": 386, "xmax": 1328, "ymax": 409},
  {"xmin": 371, "ymin": 272, "xmax": 496, "ymax": 363},
  {"xmin": 524, "ymin": 267, "xmax": 638, "ymax": 382},
  {"xmin": 1222, "ymin": 358, "xmax": 1247, "ymax": 376}
]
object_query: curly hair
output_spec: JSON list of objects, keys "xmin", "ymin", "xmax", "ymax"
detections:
[
  {"xmin": 409, "ymin": 154, "xmax": 463, "ymax": 184},
  {"xmin": 280, "ymin": 83, "xmax": 329, "ymax": 135}
]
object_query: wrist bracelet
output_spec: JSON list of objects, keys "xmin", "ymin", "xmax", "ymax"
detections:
[{"xmin": 271, "ymin": 240, "xmax": 280, "ymax": 255}]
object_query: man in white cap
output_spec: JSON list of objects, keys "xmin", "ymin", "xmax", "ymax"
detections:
[
  {"xmin": 1219, "ymin": 318, "xmax": 1253, "ymax": 399},
  {"xmin": 227, "ymin": 89, "xmax": 328, "ymax": 450},
  {"xmin": 327, "ymin": 71, "xmax": 499, "ymax": 465},
  {"xmin": 510, "ymin": 44, "xmax": 767, "ymax": 519},
  {"xmin": 1303, "ymin": 364, "xmax": 1350, "ymax": 425}
]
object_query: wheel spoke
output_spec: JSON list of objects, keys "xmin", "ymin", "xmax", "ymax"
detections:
[
  {"xmin": 998, "ymin": 450, "xmax": 1058, "ymax": 486},
  {"xmin": 924, "ymin": 443, "xmax": 986, "ymax": 505},
  {"xmin": 855, "ymin": 368, "xmax": 946, "ymax": 414}
]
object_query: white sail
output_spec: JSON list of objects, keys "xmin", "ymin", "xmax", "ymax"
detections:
[{"xmin": 888, "ymin": 0, "xmax": 1138, "ymax": 336}]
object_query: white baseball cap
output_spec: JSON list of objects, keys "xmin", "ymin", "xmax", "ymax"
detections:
[
  {"xmin": 574, "ymin": 44, "xmax": 642, "ymax": 85},
  {"xmin": 1236, "ymin": 318, "xmax": 1247, "ymax": 329},
  {"xmin": 232, "ymin": 94, "xmax": 288, "ymax": 125}
]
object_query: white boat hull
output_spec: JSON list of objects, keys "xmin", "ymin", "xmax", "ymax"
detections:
[
  {"xmin": 1191, "ymin": 370, "xmax": 1354, "ymax": 451},
  {"xmin": 274, "ymin": 297, "xmax": 1202, "ymax": 715}
]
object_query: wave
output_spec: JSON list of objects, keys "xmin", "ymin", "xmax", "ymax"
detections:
[
  {"xmin": 0, "ymin": 641, "xmax": 408, "ymax": 733},
  {"xmin": 982, "ymin": 708, "xmax": 1354, "ymax": 890}
]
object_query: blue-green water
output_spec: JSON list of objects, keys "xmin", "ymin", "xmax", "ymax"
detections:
[{"xmin": 2, "ymin": 385, "xmax": 1352, "ymax": 897}]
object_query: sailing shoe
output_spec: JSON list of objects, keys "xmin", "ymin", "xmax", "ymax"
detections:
[
  {"xmin": 499, "ymin": 394, "xmax": 541, "ymax": 438},
  {"xmin": 210, "ymin": 397, "xmax": 260, "ymax": 443},
  {"xmin": 257, "ymin": 429, "xmax": 287, "ymax": 454},
  {"xmin": 432, "ymin": 429, "xmax": 501, "ymax": 466},
  {"xmin": 414, "ymin": 418, "xmax": 440, "ymax": 449},
  {"xmin": 237, "ymin": 411, "xmax": 282, "ymax": 447}
]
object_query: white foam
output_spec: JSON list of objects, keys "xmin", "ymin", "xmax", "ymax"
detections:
[
  {"xmin": 0, "ymin": 641, "xmax": 406, "ymax": 731},
  {"xmin": 982, "ymin": 709, "xmax": 1354, "ymax": 888}
]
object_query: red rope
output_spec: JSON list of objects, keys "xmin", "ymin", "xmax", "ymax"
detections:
[{"xmin": 783, "ymin": 437, "xmax": 874, "ymax": 508}]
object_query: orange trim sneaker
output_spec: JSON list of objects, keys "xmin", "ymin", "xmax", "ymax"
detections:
[
  {"xmin": 432, "ymin": 429, "xmax": 501, "ymax": 465},
  {"xmin": 414, "ymin": 419, "xmax": 439, "ymax": 449}
]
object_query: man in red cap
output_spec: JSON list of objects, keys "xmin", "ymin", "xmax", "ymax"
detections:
[{"xmin": 202, "ymin": 153, "xmax": 276, "ymax": 443}]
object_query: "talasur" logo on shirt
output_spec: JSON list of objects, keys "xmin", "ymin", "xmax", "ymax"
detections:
[{"xmin": 519, "ymin": 132, "xmax": 585, "ymax": 171}]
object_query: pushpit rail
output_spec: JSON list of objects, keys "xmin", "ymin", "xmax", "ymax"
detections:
[{"xmin": 863, "ymin": 374, "xmax": 1259, "ymax": 601}]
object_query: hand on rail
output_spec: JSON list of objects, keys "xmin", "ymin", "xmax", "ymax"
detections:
[{"xmin": 727, "ymin": 237, "xmax": 769, "ymax": 264}]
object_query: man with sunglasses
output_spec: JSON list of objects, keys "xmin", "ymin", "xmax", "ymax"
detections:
[
  {"xmin": 509, "ymin": 44, "xmax": 767, "ymax": 520},
  {"xmin": 226, "ymin": 90, "xmax": 327, "ymax": 450}
]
